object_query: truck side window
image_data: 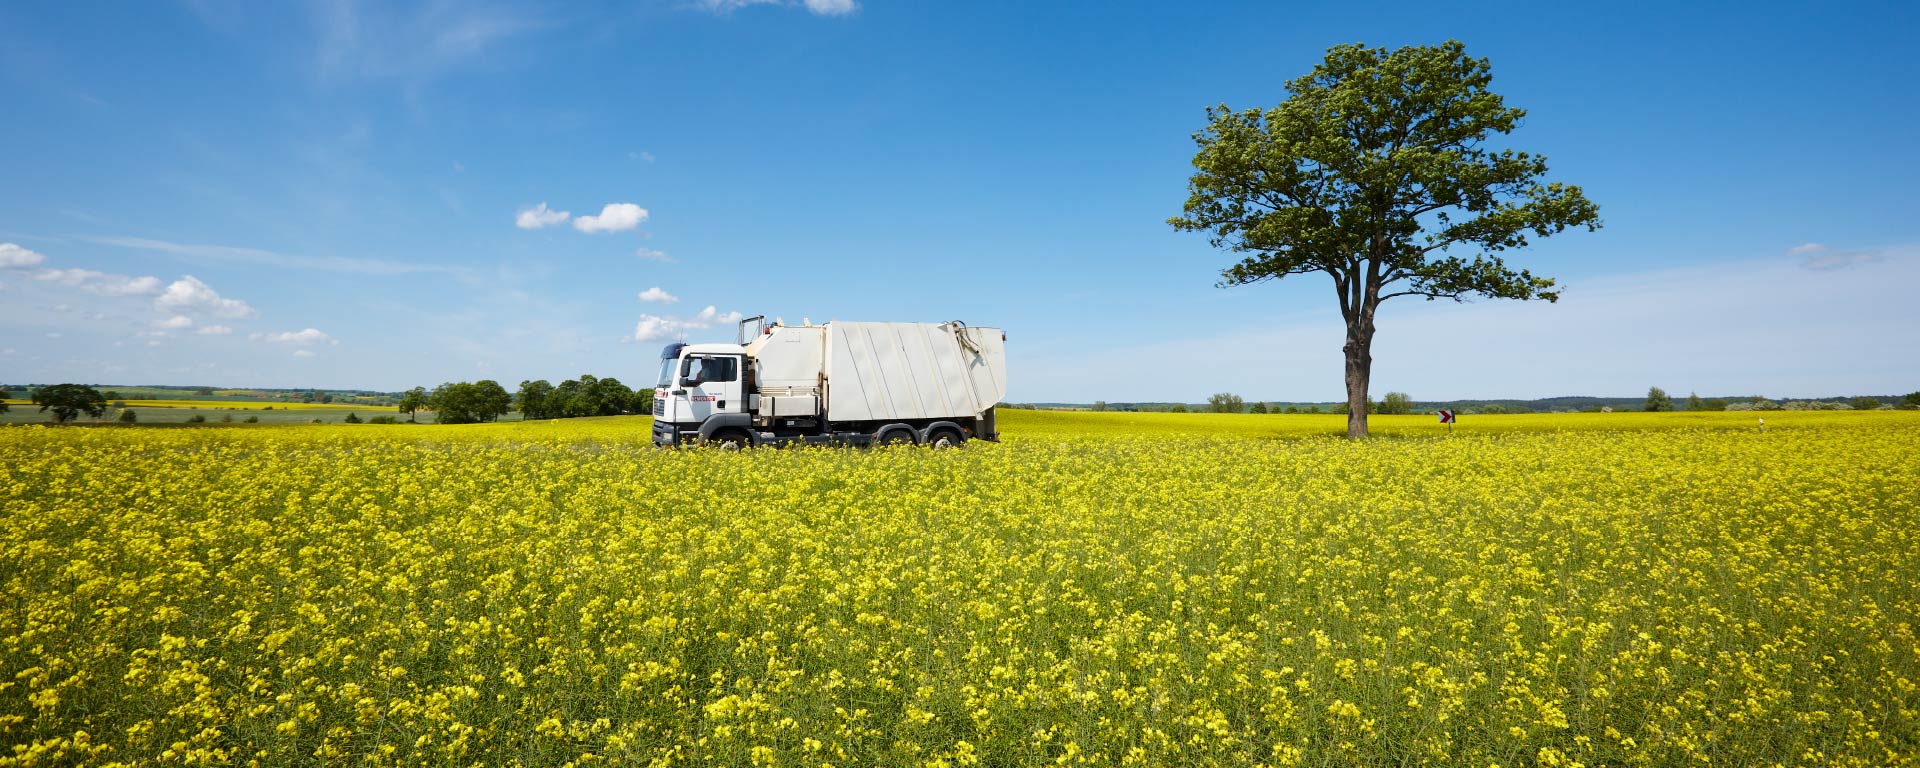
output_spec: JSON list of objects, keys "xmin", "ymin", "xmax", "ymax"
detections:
[{"xmin": 684, "ymin": 356, "xmax": 738, "ymax": 384}]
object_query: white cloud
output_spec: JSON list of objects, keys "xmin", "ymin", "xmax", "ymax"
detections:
[
  {"xmin": 515, "ymin": 202, "xmax": 570, "ymax": 229},
  {"xmin": 692, "ymin": 305, "xmax": 744, "ymax": 326},
  {"xmin": 635, "ymin": 247, "xmax": 675, "ymax": 263},
  {"xmin": 803, "ymin": 0, "xmax": 857, "ymax": 15},
  {"xmin": 697, "ymin": 0, "xmax": 857, "ymax": 15},
  {"xmin": 45, "ymin": 332, "xmax": 62, "ymax": 339},
  {"xmin": 633, "ymin": 315, "xmax": 681, "ymax": 342},
  {"xmin": 293, "ymin": 349, "xmax": 317, "ymax": 358},
  {"xmin": 1788, "ymin": 242, "xmax": 1826, "ymax": 255},
  {"xmin": 573, "ymin": 203, "xmax": 648, "ymax": 233},
  {"xmin": 195, "ymin": 325, "xmax": 234, "ymax": 336},
  {"xmin": 637, "ymin": 286, "xmax": 678, "ymax": 303},
  {"xmin": 630, "ymin": 150, "xmax": 655, "ymax": 162},
  {"xmin": 632, "ymin": 305, "xmax": 745, "ymax": 341},
  {"xmin": 155, "ymin": 275, "xmax": 256, "ymax": 318},
  {"xmin": 35, "ymin": 268, "xmax": 164, "ymax": 296},
  {"xmin": 1, "ymin": 243, "xmax": 47, "ymax": 269},
  {"xmin": 256, "ymin": 328, "xmax": 336, "ymax": 346},
  {"xmin": 157, "ymin": 315, "xmax": 194, "ymax": 330}
]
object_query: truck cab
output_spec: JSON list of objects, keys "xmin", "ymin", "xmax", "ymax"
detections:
[{"xmin": 651, "ymin": 341, "xmax": 750, "ymax": 446}]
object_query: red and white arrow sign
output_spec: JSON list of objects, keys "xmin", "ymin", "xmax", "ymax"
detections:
[{"xmin": 1437, "ymin": 409, "xmax": 1455, "ymax": 424}]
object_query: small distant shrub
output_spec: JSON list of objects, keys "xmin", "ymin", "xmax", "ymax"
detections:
[
  {"xmin": 311, "ymin": 418, "xmax": 323, "ymax": 424},
  {"xmin": 367, "ymin": 415, "xmax": 399, "ymax": 424},
  {"xmin": 1377, "ymin": 392, "xmax": 1415, "ymax": 415},
  {"xmin": 221, "ymin": 414, "xmax": 234, "ymax": 423},
  {"xmin": 263, "ymin": 406, "xmax": 274, "ymax": 410},
  {"xmin": 118, "ymin": 409, "xmax": 137, "ymax": 423},
  {"xmin": 343, "ymin": 412, "xmax": 363, "ymax": 424},
  {"xmin": 185, "ymin": 414, "xmax": 206, "ymax": 424},
  {"xmin": 244, "ymin": 415, "xmax": 259, "ymax": 423}
]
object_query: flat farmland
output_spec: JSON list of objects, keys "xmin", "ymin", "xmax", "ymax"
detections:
[{"xmin": 1, "ymin": 411, "xmax": 1915, "ymax": 766}]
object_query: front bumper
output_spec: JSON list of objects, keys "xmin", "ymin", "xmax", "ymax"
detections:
[{"xmin": 652, "ymin": 420, "xmax": 691, "ymax": 446}]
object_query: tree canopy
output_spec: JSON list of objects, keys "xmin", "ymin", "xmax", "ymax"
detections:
[
  {"xmin": 1207, "ymin": 393, "xmax": 1245, "ymax": 413},
  {"xmin": 517, "ymin": 375, "xmax": 652, "ymax": 420},
  {"xmin": 33, "ymin": 383, "xmax": 109, "ymax": 423},
  {"xmin": 428, "ymin": 380, "xmax": 512, "ymax": 424},
  {"xmin": 1171, "ymin": 41, "xmax": 1599, "ymax": 437}
]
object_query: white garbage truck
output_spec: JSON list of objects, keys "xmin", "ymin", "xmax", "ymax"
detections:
[{"xmin": 651, "ymin": 316, "xmax": 1007, "ymax": 448}]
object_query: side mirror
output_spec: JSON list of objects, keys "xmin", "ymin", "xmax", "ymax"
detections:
[{"xmin": 680, "ymin": 377, "xmax": 699, "ymax": 388}]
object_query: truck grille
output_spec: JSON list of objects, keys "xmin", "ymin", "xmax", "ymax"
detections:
[{"xmin": 653, "ymin": 397, "xmax": 665, "ymax": 417}]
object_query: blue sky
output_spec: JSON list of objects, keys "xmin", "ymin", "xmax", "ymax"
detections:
[{"xmin": 2, "ymin": 0, "xmax": 1916, "ymax": 401}]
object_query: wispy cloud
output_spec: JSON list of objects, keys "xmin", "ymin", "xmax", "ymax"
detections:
[
  {"xmin": 254, "ymin": 328, "xmax": 337, "ymax": 346},
  {"xmin": 633, "ymin": 305, "xmax": 744, "ymax": 341},
  {"xmin": 696, "ymin": 0, "xmax": 858, "ymax": 16},
  {"xmin": 638, "ymin": 286, "xmax": 678, "ymax": 303},
  {"xmin": 87, "ymin": 235, "xmax": 470, "ymax": 277},
  {"xmin": 1018, "ymin": 246, "xmax": 1920, "ymax": 402},
  {"xmin": 1791, "ymin": 242, "xmax": 1883, "ymax": 271},
  {"xmin": 635, "ymin": 247, "xmax": 675, "ymax": 263},
  {"xmin": 35, "ymin": 268, "xmax": 164, "ymax": 296},
  {"xmin": 311, "ymin": 0, "xmax": 548, "ymax": 85}
]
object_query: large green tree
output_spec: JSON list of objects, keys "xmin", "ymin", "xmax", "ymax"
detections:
[
  {"xmin": 396, "ymin": 386, "xmax": 429, "ymax": 423},
  {"xmin": 515, "ymin": 379, "xmax": 555, "ymax": 420},
  {"xmin": 33, "ymin": 383, "xmax": 109, "ymax": 423},
  {"xmin": 1171, "ymin": 41, "xmax": 1601, "ymax": 438}
]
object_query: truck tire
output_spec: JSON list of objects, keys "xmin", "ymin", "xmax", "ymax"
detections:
[
  {"xmin": 708, "ymin": 429, "xmax": 752, "ymax": 451},
  {"xmin": 874, "ymin": 426, "xmax": 916, "ymax": 446},
  {"xmin": 926, "ymin": 427, "xmax": 967, "ymax": 449}
]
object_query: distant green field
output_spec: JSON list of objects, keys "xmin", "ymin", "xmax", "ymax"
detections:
[
  {"xmin": 0, "ymin": 404, "xmax": 523, "ymax": 425},
  {"xmin": 0, "ymin": 386, "xmax": 392, "ymax": 406}
]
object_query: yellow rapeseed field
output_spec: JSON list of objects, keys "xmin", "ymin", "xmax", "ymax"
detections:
[{"xmin": 2, "ymin": 411, "xmax": 1916, "ymax": 766}]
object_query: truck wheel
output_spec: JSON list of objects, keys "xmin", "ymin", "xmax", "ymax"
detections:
[
  {"xmin": 874, "ymin": 428, "xmax": 915, "ymax": 447},
  {"xmin": 708, "ymin": 430, "xmax": 751, "ymax": 451},
  {"xmin": 927, "ymin": 428, "xmax": 966, "ymax": 449}
]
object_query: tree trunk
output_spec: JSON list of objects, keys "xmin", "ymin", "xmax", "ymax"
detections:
[{"xmin": 1343, "ymin": 319, "xmax": 1373, "ymax": 439}]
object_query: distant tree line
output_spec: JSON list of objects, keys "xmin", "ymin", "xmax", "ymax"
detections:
[
  {"xmin": 393, "ymin": 375, "xmax": 655, "ymax": 425},
  {"xmin": 515, "ymin": 375, "xmax": 653, "ymax": 420}
]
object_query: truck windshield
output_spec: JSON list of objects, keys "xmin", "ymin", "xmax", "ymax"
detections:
[{"xmin": 657, "ymin": 357, "xmax": 679, "ymax": 388}]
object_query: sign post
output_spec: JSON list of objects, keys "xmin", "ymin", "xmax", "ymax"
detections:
[{"xmin": 1437, "ymin": 408, "xmax": 1455, "ymax": 434}]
